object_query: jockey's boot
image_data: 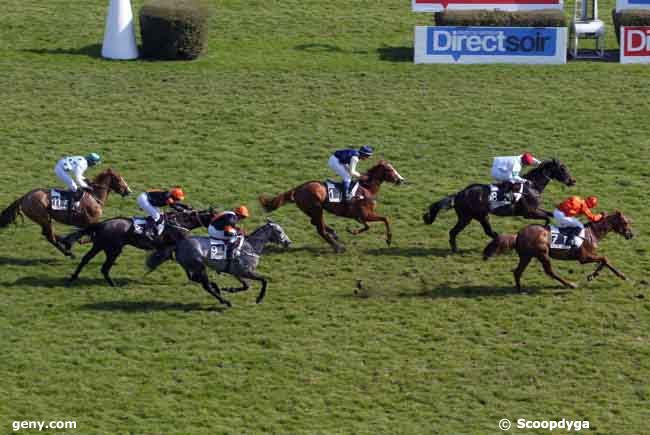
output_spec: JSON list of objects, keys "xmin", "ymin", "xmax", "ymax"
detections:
[
  {"xmin": 144, "ymin": 217, "xmax": 157, "ymax": 240},
  {"xmin": 342, "ymin": 180, "xmax": 351, "ymax": 205}
]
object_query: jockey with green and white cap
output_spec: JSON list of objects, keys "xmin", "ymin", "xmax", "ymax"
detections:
[{"xmin": 54, "ymin": 152, "xmax": 101, "ymax": 199}]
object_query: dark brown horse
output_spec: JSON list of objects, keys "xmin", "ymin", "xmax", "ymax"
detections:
[
  {"xmin": 423, "ymin": 159, "xmax": 576, "ymax": 252},
  {"xmin": 66, "ymin": 209, "xmax": 217, "ymax": 287},
  {"xmin": 259, "ymin": 160, "xmax": 405, "ymax": 252},
  {"xmin": 483, "ymin": 211, "xmax": 634, "ymax": 292},
  {"xmin": 0, "ymin": 168, "xmax": 131, "ymax": 256}
]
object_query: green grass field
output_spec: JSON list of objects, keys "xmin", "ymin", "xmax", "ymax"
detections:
[{"xmin": 1, "ymin": 1, "xmax": 649, "ymax": 434}]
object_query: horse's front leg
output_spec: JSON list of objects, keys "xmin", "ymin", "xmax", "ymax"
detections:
[
  {"xmin": 223, "ymin": 276, "xmax": 251, "ymax": 293},
  {"xmin": 358, "ymin": 213, "xmax": 391, "ymax": 245},
  {"xmin": 236, "ymin": 271, "xmax": 268, "ymax": 304},
  {"xmin": 582, "ymin": 254, "xmax": 627, "ymax": 281},
  {"xmin": 347, "ymin": 220, "xmax": 370, "ymax": 236},
  {"xmin": 42, "ymin": 223, "xmax": 73, "ymax": 257}
]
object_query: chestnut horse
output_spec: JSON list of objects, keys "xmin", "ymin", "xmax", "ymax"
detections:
[
  {"xmin": 259, "ymin": 160, "xmax": 405, "ymax": 252},
  {"xmin": 0, "ymin": 168, "xmax": 131, "ymax": 256},
  {"xmin": 483, "ymin": 211, "xmax": 634, "ymax": 292},
  {"xmin": 423, "ymin": 159, "xmax": 576, "ymax": 252}
]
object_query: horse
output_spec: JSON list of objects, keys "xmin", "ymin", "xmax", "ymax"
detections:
[
  {"xmin": 66, "ymin": 209, "xmax": 216, "ymax": 287},
  {"xmin": 483, "ymin": 211, "xmax": 634, "ymax": 292},
  {"xmin": 258, "ymin": 160, "xmax": 405, "ymax": 253},
  {"xmin": 0, "ymin": 168, "xmax": 132, "ymax": 257},
  {"xmin": 146, "ymin": 220, "xmax": 292, "ymax": 307},
  {"xmin": 423, "ymin": 159, "xmax": 576, "ymax": 252}
]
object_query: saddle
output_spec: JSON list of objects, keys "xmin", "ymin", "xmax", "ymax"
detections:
[
  {"xmin": 549, "ymin": 226, "xmax": 585, "ymax": 250},
  {"xmin": 132, "ymin": 217, "xmax": 165, "ymax": 238},
  {"xmin": 209, "ymin": 236, "xmax": 244, "ymax": 260},
  {"xmin": 50, "ymin": 189, "xmax": 82, "ymax": 211},
  {"xmin": 488, "ymin": 182, "xmax": 526, "ymax": 211},
  {"xmin": 324, "ymin": 180, "xmax": 362, "ymax": 203}
]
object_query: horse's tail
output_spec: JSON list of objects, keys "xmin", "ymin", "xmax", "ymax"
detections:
[
  {"xmin": 423, "ymin": 194, "xmax": 456, "ymax": 225},
  {"xmin": 0, "ymin": 196, "xmax": 25, "ymax": 228},
  {"xmin": 483, "ymin": 234, "xmax": 517, "ymax": 260},
  {"xmin": 259, "ymin": 189, "xmax": 295, "ymax": 212}
]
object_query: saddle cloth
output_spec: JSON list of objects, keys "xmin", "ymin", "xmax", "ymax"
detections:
[
  {"xmin": 209, "ymin": 236, "xmax": 244, "ymax": 260},
  {"xmin": 488, "ymin": 183, "xmax": 524, "ymax": 211},
  {"xmin": 325, "ymin": 180, "xmax": 361, "ymax": 203},
  {"xmin": 50, "ymin": 189, "xmax": 80, "ymax": 211},
  {"xmin": 132, "ymin": 217, "xmax": 164, "ymax": 235},
  {"xmin": 549, "ymin": 225, "xmax": 585, "ymax": 250}
]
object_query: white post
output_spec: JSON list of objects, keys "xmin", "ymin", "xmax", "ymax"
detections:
[{"xmin": 101, "ymin": 0, "xmax": 138, "ymax": 60}]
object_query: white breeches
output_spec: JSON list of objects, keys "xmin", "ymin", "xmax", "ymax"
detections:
[
  {"xmin": 553, "ymin": 209, "xmax": 584, "ymax": 228},
  {"xmin": 137, "ymin": 193, "xmax": 161, "ymax": 221},
  {"xmin": 55, "ymin": 164, "xmax": 78, "ymax": 191},
  {"xmin": 491, "ymin": 167, "xmax": 515, "ymax": 183},
  {"xmin": 328, "ymin": 155, "xmax": 352, "ymax": 182}
]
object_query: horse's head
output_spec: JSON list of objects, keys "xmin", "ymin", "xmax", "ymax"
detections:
[
  {"xmin": 263, "ymin": 218, "xmax": 292, "ymax": 248},
  {"xmin": 364, "ymin": 160, "xmax": 405, "ymax": 185},
  {"xmin": 541, "ymin": 159, "xmax": 576, "ymax": 187},
  {"xmin": 99, "ymin": 168, "xmax": 132, "ymax": 197},
  {"xmin": 604, "ymin": 210, "xmax": 634, "ymax": 240}
]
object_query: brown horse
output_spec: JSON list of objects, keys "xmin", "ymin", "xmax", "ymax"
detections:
[
  {"xmin": 259, "ymin": 160, "xmax": 405, "ymax": 252},
  {"xmin": 483, "ymin": 211, "xmax": 634, "ymax": 292},
  {"xmin": 0, "ymin": 168, "xmax": 131, "ymax": 256}
]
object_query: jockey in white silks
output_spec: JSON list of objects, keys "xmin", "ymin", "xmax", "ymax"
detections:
[
  {"xmin": 54, "ymin": 153, "xmax": 101, "ymax": 199},
  {"xmin": 491, "ymin": 152, "xmax": 541, "ymax": 201},
  {"xmin": 327, "ymin": 145, "xmax": 374, "ymax": 203}
]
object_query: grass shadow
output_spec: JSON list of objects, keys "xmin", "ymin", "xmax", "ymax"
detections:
[
  {"xmin": 377, "ymin": 46, "xmax": 412, "ymax": 62},
  {"xmin": 21, "ymin": 44, "xmax": 103, "ymax": 59},
  {"xmin": 294, "ymin": 43, "xmax": 343, "ymax": 53},
  {"xmin": 2, "ymin": 275, "xmax": 134, "ymax": 288},
  {"xmin": 80, "ymin": 300, "xmax": 225, "ymax": 313},
  {"xmin": 364, "ymin": 246, "xmax": 470, "ymax": 257},
  {"xmin": 0, "ymin": 256, "xmax": 65, "ymax": 266},
  {"xmin": 399, "ymin": 284, "xmax": 548, "ymax": 300},
  {"xmin": 265, "ymin": 245, "xmax": 332, "ymax": 256}
]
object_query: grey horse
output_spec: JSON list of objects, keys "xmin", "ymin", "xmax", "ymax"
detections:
[{"xmin": 147, "ymin": 220, "xmax": 292, "ymax": 307}]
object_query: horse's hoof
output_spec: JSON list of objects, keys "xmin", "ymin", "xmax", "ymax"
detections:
[
  {"xmin": 587, "ymin": 275, "xmax": 595, "ymax": 282},
  {"xmin": 386, "ymin": 239, "xmax": 392, "ymax": 246},
  {"xmin": 567, "ymin": 282, "xmax": 578, "ymax": 289},
  {"xmin": 334, "ymin": 245, "xmax": 346, "ymax": 253},
  {"xmin": 223, "ymin": 300, "xmax": 232, "ymax": 308},
  {"xmin": 255, "ymin": 297, "xmax": 264, "ymax": 304}
]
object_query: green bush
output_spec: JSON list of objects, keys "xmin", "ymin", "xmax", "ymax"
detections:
[
  {"xmin": 434, "ymin": 9, "xmax": 566, "ymax": 27},
  {"xmin": 140, "ymin": 0, "xmax": 210, "ymax": 60},
  {"xmin": 612, "ymin": 9, "xmax": 650, "ymax": 45}
]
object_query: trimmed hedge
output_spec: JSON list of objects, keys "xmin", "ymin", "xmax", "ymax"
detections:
[
  {"xmin": 435, "ymin": 10, "xmax": 566, "ymax": 27},
  {"xmin": 612, "ymin": 9, "xmax": 650, "ymax": 44},
  {"xmin": 140, "ymin": 0, "xmax": 209, "ymax": 60}
]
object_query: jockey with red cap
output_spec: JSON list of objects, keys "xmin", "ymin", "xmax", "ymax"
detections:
[
  {"xmin": 491, "ymin": 152, "xmax": 541, "ymax": 200},
  {"xmin": 137, "ymin": 187, "xmax": 190, "ymax": 240}
]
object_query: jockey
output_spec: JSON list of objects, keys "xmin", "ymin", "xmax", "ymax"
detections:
[
  {"xmin": 208, "ymin": 206, "xmax": 250, "ymax": 259},
  {"xmin": 328, "ymin": 145, "xmax": 374, "ymax": 203},
  {"xmin": 54, "ymin": 153, "xmax": 102, "ymax": 200},
  {"xmin": 553, "ymin": 195, "xmax": 602, "ymax": 245},
  {"xmin": 491, "ymin": 152, "xmax": 541, "ymax": 200},
  {"xmin": 136, "ymin": 187, "xmax": 189, "ymax": 239}
]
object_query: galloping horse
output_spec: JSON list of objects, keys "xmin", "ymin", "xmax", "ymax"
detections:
[
  {"xmin": 259, "ymin": 160, "xmax": 405, "ymax": 253},
  {"xmin": 483, "ymin": 211, "xmax": 634, "ymax": 292},
  {"xmin": 0, "ymin": 168, "xmax": 131, "ymax": 256},
  {"xmin": 423, "ymin": 159, "xmax": 576, "ymax": 252},
  {"xmin": 146, "ymin": 220, "xmax": 292, "ymax": 307},
  {"xmin": 66, "ymin": 209, "xmax": 216, "ymax": 287}
]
